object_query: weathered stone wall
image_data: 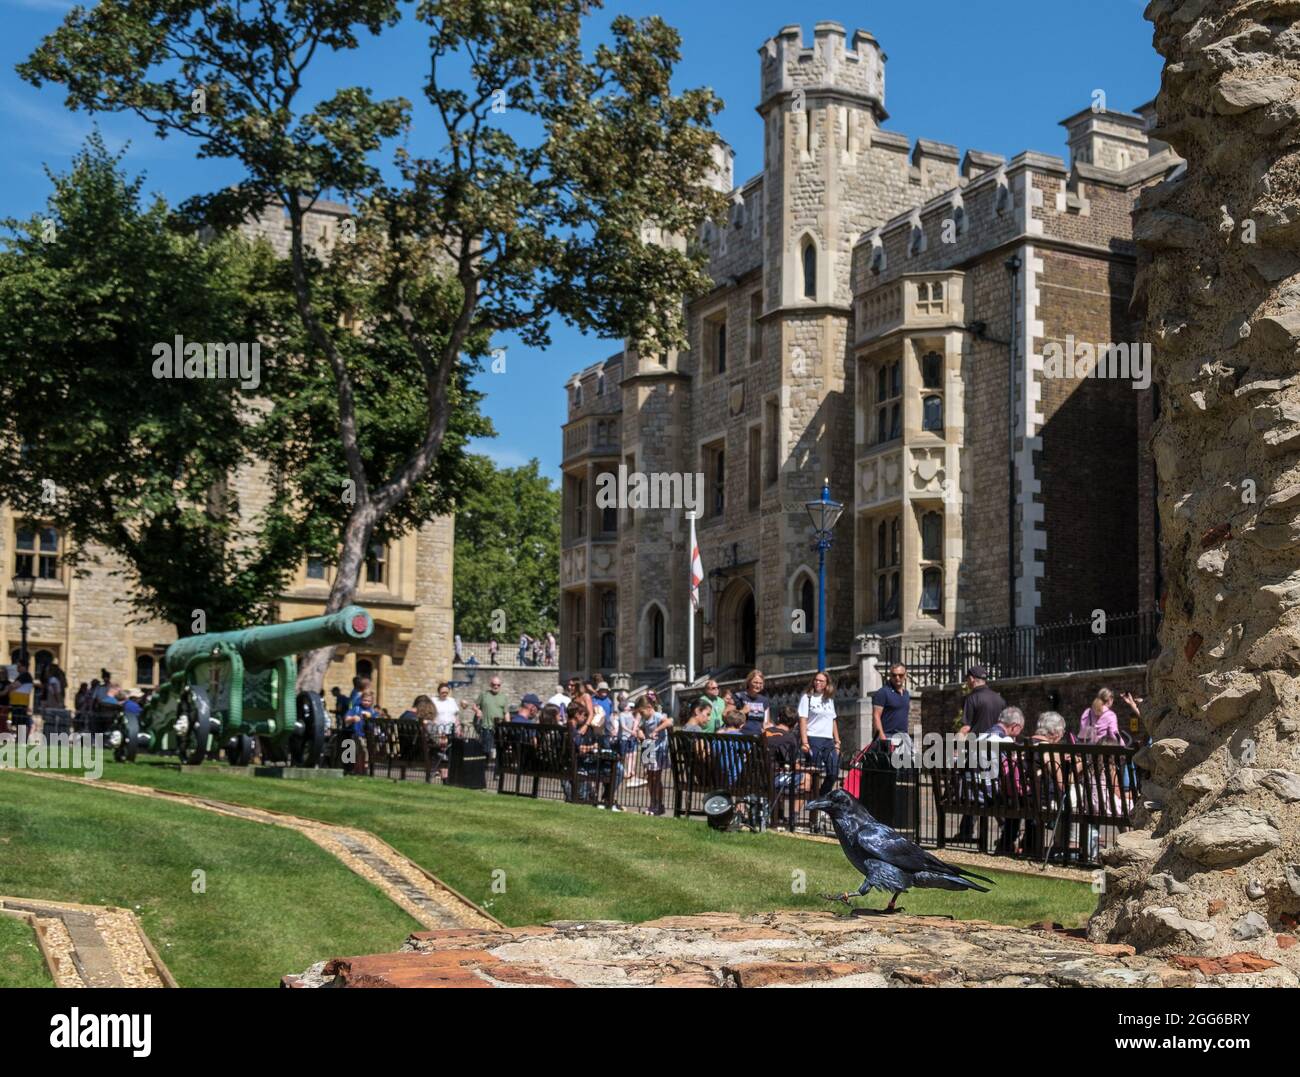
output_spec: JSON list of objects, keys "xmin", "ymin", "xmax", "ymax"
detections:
[{"xmin": 1090, "ymin": 0, "xmax": 1300, "ymax": 974}]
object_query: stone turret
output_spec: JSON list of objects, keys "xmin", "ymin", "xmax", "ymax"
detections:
[{"xmin": 759, "ymin": 22, "xmax": 886, "ymax": 123}]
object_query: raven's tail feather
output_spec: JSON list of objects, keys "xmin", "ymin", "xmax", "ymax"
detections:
[{"xmin": 914, "ymin": 871, "xmax": 991, "ymax": 893}]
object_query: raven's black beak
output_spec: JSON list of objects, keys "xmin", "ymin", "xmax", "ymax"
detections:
[{"xmin": 807, "ymin": 797, "xmax": 833, "ymax": 813}]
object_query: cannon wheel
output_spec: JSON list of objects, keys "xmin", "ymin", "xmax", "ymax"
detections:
[
  {"xmin": 292, "ymin": 692, "xmax": 326, "ymax": 768},
  {"xmin": 225, "ymin": 734, "xmax": 253, "ymax": 766},
  {"xmin": 175, "ymin": 687, "xmax": 212, "ymax": 766},
  {"xmin": 113, "ymin": 713, "xmax": 140, "ymax": 763}
]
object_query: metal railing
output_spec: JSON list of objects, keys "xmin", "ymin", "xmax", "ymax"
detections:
[{"xmin": 888, "ymin": 610, "xmax": 1159, "ymax": 688}]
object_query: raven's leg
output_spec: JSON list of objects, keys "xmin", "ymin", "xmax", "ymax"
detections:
[
  {"xmin": 818, "ymin": 890, "xmax": 855, "ymax": 906},
  {"xmin": 884, "ymin": 891, "xmax": 905, "ymax": 914}
]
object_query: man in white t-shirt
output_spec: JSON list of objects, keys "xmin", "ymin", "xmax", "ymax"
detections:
[{"xmin": 547, "ymin": 684, "xmax": 571, "ymax": 709}]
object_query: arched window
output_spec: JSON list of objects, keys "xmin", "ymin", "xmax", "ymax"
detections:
[
  {"xmin": 876, "ymin": 520, "xmax": 887, "ymax": 569},
  {"xmin": 802, "ymin": 240, "xmax": 817, "ymax": 300},
  {"xmin": 921, "ymin": 512, "xmax": 943, "ymax": 561},
  {"xmin": 921, "ymin": 568, "xmax": 942, "ymax": 614},
  {"xmin": 651, "ymin": 607, "xmax": 665, "ymax": 660},
  {"xmin": 601, "ymin": 590, "xmax": 617, "ymax": 628},
  {"xmin": 799, "ymin": 577, "xmax": 815, "ymax": 636},
  {"xmin": 922, "ymin": 395, "xmax": 944, "ymax": 433}
]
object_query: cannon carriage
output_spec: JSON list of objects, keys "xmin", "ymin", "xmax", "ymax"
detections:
[{"xmin": 113, "ymin": 606, "xmax": 374, "ymax": 766}]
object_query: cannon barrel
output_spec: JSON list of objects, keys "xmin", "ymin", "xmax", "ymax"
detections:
[{"xmin": 163, "ymin": 605, "xmax": 374, "ymax": 674}]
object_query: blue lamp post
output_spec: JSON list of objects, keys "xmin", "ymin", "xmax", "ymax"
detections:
[{"xmin": 805, "ymin": 479, "xmax": 844, "ymax": 671}]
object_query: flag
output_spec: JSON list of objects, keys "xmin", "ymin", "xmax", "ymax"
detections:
[{"xmin": 690, "ymin": 516, "xmax": 704, "ymax": 612}]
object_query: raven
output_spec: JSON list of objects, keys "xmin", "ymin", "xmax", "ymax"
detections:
[{"xmin": 807, "ymin": 789, "xmax": 994, "ymax": 913}]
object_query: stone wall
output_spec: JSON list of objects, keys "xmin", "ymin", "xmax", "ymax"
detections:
[
  {"xmin": 1089, "ymin": 0, "xmax": 1300, "ymax": 974},
  {"xmin": 447, "ymin": 663, "xmax": 566, "ymax": 715}
]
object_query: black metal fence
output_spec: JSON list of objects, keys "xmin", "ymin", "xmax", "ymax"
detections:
[
  {"xmin": 889, "ymin": 610, "xmax": 1159, "ymax": 688},
  {"xmin": 474, "ymin": 723, "xmax": 1138, "ymax": 867}
]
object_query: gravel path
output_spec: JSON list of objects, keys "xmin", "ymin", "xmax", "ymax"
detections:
[{"xmin": 0, "ymin": 896, "xmax": 174, "ymax": 988}]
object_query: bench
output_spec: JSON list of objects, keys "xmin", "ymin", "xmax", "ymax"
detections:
[
  {"xmin": 669, "ymin": 732, "xmax": 775, "ymax": 831},
  {"xmin": 932, "ymin": 741, "xmax": 1138, "ymax": 864}
]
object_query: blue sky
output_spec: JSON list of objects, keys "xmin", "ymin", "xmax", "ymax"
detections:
[{"xmin": 0, "ymin": 0, "xmax": 1161, "ymax": 485}]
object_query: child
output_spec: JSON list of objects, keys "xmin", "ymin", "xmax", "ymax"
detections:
[{"xmin": 636, "ymin": 700, "xmax": 673, "ymax": 816}]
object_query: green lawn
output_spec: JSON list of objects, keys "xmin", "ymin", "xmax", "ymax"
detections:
[
  {"xmin": 73, "ymin": 760, "xmax": 1095, "ymax": 930},
  {"xmin": 0, "ymin": 913, "xmax": 52, "ymax": 988},
  {"xmin": 0, "ymin": 771, "xmax": 421, "ymax": 987}
]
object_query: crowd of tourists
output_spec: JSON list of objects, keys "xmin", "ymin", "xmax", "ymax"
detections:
[{"xmin": 453, "ymin": 632, "xmax": 558, "ymax": 667}]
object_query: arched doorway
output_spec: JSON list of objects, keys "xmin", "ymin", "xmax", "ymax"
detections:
[{"xmin": 716, "ymin": 579, "xmax": 757, "ymax": 669}]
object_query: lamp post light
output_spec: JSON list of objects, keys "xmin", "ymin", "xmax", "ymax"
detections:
[
  {"xmin": 804, "ymin": 479, "xmax": 844, "ymax": 672},
  {"xmin": 11, "ymin": 571, "xmax": 35, "ymax": 668}
]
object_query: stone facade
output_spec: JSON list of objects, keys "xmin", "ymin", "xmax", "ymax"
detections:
[
  {"xmin": 1, "ymin": 202, "xmax": 455, "ymax": 713},
  {"xmin": 561, "ymin": 21, "xmax": 1179, "ymax": 687}
]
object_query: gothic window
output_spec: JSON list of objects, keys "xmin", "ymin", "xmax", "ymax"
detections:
[
  {"xmin": 802, "ymin": 240, "xmax": 817, "ymax": 300},
  {"xmin": 873, "ymin": 515, "xmax": 901, "ymax": 622},
  {"xmin": 921, "ymin": 568, "xmax": 942, "ymax": 614},
  {"xmin": 874, "ymin": 361, "xmax": 902, "ymax": 444},
  {"xmin": 703, "ymin": 440, "xmax": 726, "ymax": 518},
  {"xmin": 799, "ymin": 576, "xmax": 815, "ymax": 638},
  {"xmin": 706, "ymin": 312, "xmax": 728, "ymax": 376},
  {"xmin": 869, "ymin": 243, "xmax": 886, "ymax": 274},
  {"xmin": 922, "ymin": 395, "xmax": 944, "ymax": 433},
  {"xmin": 916, "ymin": 282, "xmax": 944, "ymax": 316},
  {"xmin": 574, "ymin": 477, "xmax": 588, "ymax": 538},
  {"xmin": 921, "ymin": 512, "xmax": 943, "ymax": 561},
  {"xmin": 651, "ymin": 607, "xmax": 665, "ymax": 660},
  {"xmin": 922, "ymin": 351, "xmax": 943, "ymax": 389}
]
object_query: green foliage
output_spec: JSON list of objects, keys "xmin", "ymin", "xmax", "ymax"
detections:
[
  {"xmin": 452, "ymin": 455, "xmax": 559, "ymax": 639},
  {"xmin": 19, "ymin": 2, "xmax": 727, "ymax": 651},
  {"xmin": 0, "ymin": 136, "xmax": 304, "ymax": 630}
]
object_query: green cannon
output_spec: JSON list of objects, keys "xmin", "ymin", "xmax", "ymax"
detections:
[{"xmin": 113, "ymin": 606, "xmax": 374, "ymax": 767}]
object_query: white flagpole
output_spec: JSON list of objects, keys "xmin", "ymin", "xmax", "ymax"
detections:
[{"xmin": 687, "ymin": 511, "xmax": 697, "ymax": 686}]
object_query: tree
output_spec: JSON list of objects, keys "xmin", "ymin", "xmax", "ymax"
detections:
[
  {"xmin": 0, "ymin": 135, "xmax": 303, "ymax": 634},
  {"xmin": 1091, "ymin": 0, "xmax": 1300, "ymax": 976},
  {"xmin": 452, "ymin": 456, "xmax": 559, "ymax": 640},
  {"xmin": 19, "ymin": 1, "xmax": 726, "ymax": 690}
]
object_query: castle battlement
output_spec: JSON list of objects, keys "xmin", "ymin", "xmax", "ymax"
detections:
[{"xmin": 759, "ymin": 22, "xmax": 885, "ymax": 119}]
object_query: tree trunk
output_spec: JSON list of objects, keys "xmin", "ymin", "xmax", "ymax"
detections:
[
  {"xmin": 1090, "ymin": 0, "xmax": 1300, "ymax": 979},
  {"xmin": 295, "ymin": 506, "xmax": 375, "ymax": 694}
]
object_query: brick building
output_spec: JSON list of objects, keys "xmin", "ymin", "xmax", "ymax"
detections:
[
  {"xmin": 1, "ymin": 202, "xmax": 456, "ymax": 712},
  {"xmin": 559, "ymin": 22, "xmax": 1178, "ymax": 687}
]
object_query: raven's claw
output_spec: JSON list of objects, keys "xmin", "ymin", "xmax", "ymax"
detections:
[{"xmin": 818, "ymin": 891, "xmax": 854, "ymax": 907}]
